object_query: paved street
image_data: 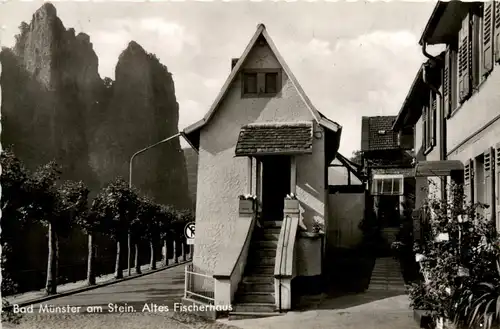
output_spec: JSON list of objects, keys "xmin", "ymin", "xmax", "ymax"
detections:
[
  {"xmin": 5, "ymin": 260, "xmax": 419, "ymax": 329},
  {"xmin": 222, "ymin": 293, "xmax": 420, "ymax": 329},
  {"xmin": 5, "ymin": 264, "xmax": 238, "ymax": 329}
]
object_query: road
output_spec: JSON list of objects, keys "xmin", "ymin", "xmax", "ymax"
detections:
[{"xmin": 6, "ymin": 264, "xmax": 239, "ymax": 329}]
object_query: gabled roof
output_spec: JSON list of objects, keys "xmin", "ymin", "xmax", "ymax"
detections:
[
  {"xmin": 183, "ymin": 24, "xmax": 341, "ymax": 139},
  {"xmin": 235, "ymin": 122, "xmax": 313, "ymax": 157},
  {"xmin": 361, "ymin": 116, "xmax": 399, "ymax": 152}
]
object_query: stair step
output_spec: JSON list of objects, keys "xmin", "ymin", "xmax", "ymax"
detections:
[
  {"xmin": 237, "ymin": 292, "xmax": 275, "ymax": 303},
  {"xmin": 247, "ymin": 256, "xmax": 275, "ymax": 266},
  {"xmin": 232, "ymin": 303, "xmax": 276, "ymax": 313},
  {"xmin": 228, "ymin": 312, "xmax": 283, "ymax": 320},
  {"xmin": 258, "ymin": 233, "xmax": 280, "ymax": 241},
  {"xmin": 239, "ymin": 282, "xmax": 274, "ymax": 293},
  {"xmin": 252, "ymin": 241, "xmax": 278, "ymax": 248},
  {"xmin": 262, "ymin": 221, "xmax": 282, "ymax": 228},
  {"xmin": 246, "ymin": 266, "xmax": 274, "ymax": 275},
  {"xmin": 250, "ymin": 248, "xmax": 276, "ymax": 257},
  {"xmin": 242, "ymin": 275, "xmax": 274, "ymax": 284}
]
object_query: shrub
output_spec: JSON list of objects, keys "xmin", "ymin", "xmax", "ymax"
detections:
[{"xmin": 408, "ymin": 181, "xmax": 500, "ymax": 328}]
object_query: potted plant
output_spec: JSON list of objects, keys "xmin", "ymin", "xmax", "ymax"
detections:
[
  {"xmin": 284, "ymin": 193, "xmax": 299, "ymax": 210},
  {"xmin": 238, "ymin": 194, "xmax": 256, "ymax": 214},
  {"xmin": 408, "ymin": 182, "xmax": 500, "ymax": 329}
]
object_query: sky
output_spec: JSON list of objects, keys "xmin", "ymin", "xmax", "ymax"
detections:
[{"xmin": 0, "ymin": 0, "xmax": 438, "ymax": 156}]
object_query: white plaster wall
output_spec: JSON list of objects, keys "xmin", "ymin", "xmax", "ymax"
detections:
[
  {"xmin": 447, "ymin": 119, "xmax": 500, "ymax": 162},
  {"xmin": 193, "ymin": 42, "xmax": 325, "ymax": 275},
  {"xmin": 447, "ymin": 68, "xmax": 500, "ymax": 156}
]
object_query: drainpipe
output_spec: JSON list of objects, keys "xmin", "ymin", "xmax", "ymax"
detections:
[{"xmin": 422, "ymin": 42, "xmax": 447, "ymax": 201}]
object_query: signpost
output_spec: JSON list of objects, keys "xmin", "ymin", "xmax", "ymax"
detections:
[{"xmin": 185, "ymin": 222, "xmax": 195, "ymax": 245}]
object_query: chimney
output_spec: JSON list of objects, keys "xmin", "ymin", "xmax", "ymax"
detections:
[{"xmin": 231, "ymin": 58, "xmax": 239, "ymax": 70}]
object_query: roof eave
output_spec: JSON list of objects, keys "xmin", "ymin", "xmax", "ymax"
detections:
[
  {"xmin": 392, "ymin": 64, "xmax": 425, "ymax": 131},
  {"xmin": 418, "ymin": 2, "xmax": 448, "ymax": 46},
  {"xmin": 319, "ymin": 118, "xmax": 341, "ymax": 133}
]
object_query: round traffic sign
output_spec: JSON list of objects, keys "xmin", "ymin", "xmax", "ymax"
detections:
[{"xmin": 184, "ymin": 222, "xmax": 195, "ymax": 239}]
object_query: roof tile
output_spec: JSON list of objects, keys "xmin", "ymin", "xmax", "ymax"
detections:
[
  {"xmin": 235, "ymin": 122, "xmax": 313, "ymax": 156},
  {"xmin": 361, "ymin": 116, "xmax": 400, "ymax": 151}
]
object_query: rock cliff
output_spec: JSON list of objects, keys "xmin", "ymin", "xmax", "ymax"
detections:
[
  {"xmin": 1, "ymin": 3, "xmax": 192, "ymax": 209},
  {"xmin": 90, "ymin": 41, "xmax": 191, "ymax": 208}
]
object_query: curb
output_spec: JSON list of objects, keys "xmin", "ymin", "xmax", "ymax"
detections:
[{"xmin": 5, "ymin": 258, "xmax": 192, "ymax": 309}]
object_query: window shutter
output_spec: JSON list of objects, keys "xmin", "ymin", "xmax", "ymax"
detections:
[
  {"xmin": 495, "ymin": 1, "xmax": 500, "ymax": 63},
  {"xmin": 430, "ymin": 93, "xmax": 437, "ymax": 147},
  {"xmin": 484, "ymin": 2, "xmax": 495, "ymax": 74},
  {"xmin": 464, "ymin": 159, "xmax": 473, "ymax": 204},
  {"xmin": 443, "ymin": 48, "xmax": 452, "ymax": 117},
  {"xmin": 484, "ymin": 148, "xmax": 495, "ymax": 223},
  {"xmin": 458, "ymin": 14, "xmax": 471, "ymax": 103},
  {"xmin": 472, "ymin": 14, "xmax": 481, "ymax": 88},
  {"xmin": 496, "ymin": 143, "xmax": 500, "ymax": 230}
]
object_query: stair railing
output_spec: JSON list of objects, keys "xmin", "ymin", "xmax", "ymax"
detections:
[{"xmin": 278, "ymin": 215, "xmax": 290, "ymax": 313}]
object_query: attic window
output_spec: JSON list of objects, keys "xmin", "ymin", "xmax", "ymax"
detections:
[
  {"xmin": 265, "ymin": 73, "xmax": 278, "ymax": 93},
  {"xmin": 243, "ymin": 73, "xmax": 258, "ymax": 94},
  {"xmin": 242, "ymin": 69, "xmax": 281, "ymax": 97}
]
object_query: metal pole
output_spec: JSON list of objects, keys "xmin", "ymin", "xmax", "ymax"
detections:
[
  {"xmin": 184, "ymin": 265, "xmax": 188, "ymax": 298},
  {"xmin": 127, "ymin": 133, "xmax": 182, "ymax": 276}
]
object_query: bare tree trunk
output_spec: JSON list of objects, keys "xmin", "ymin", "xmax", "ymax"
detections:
[
  {"xmin": 87, "ymin": 233, "xmax": 96, "ymax": 285},
  {"xmin": 174, "ymin": 238, "xmax": 178, "ymax": 263},
  {"xmin": 163, "ymin": 239, "xmax": 169, "ymax": 266},
  {"xmin": 45, "ymin": 223, "xmax": 58, "ymax": 295},
  {"xmin": 115, "ymin": 238, "xmax": 123, "ymax": 279},
  {"xmin": 149, "ymin": 239, "xmax": 156, "ymax": 270},
  {"xmin": 182, "ymin": 239, "xmax": 187, "ymax": 262},
  {"xmin": 134, "ymin": 243, "xmax": 141, "ymax": 274},
  {"xmin": 127, "ymin": 232, "xmax": 131, "ymax": 276}
]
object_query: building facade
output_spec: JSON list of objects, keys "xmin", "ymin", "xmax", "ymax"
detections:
[
  {"xmin": 393, "ymin": 1, "xmax": 500, "ymax": 231},
  {"xmin": 181, "ymin": 24, "xmax": 342, "ymax": 318}
]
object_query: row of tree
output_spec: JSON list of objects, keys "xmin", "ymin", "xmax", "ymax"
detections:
[{"xmin": 1, "ymin": 149, "xmax": 193, "ymax": 296}]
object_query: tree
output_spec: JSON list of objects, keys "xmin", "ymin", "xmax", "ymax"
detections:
[
  {"xmin": 93, "ymin": 178, "xmax": 139, "ymax": 279},
  {"xmin": 24, "ymin": 161, "xmax": 62, "ymax": 295},
  {"xmin": 137, "ymin": 197, "xmax": 162, "ymax": 270},
  {"xmin": 157, "ymin": 204, "xmax": 175, "ymax": 266},
  {"xmin": 130, "ymin": 197, "xmax": 151, "ymax": 274},
  {"xmin": 1, "ymin": 150, "xmax": 29, "ymax": 323},
  {"xmin": 1, "ymin": 149, "xmax": 30, "ymax": 226},
  {"xmin": 78, "ymin": 202, "xmax": 102, "ymax": 286},
  {"xmin": 350, "ymin": 150, "xmax": 363, "ymax": 166}
]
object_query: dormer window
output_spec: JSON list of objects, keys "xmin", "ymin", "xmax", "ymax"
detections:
[{"xmin": 241, "ymin": 69, "xmax": 281, "ymax": 97}]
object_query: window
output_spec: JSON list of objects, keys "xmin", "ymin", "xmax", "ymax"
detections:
[
  {"xmin": 265, "ymin": 72, "xmax": 278, "ymax": 94},
  {"xmin": 371, "ymin": 175, "xmax": 404, "ymax": 196},
  {"xmin": 451, "ymin": 5, "xmax": 494, "ymax": 110},
  {"xmin": 243, "ymin": 73, "xmax": 258, "ymax": 94},
  {"xmin": 241, "ymin": 69, "xmax": 281, "ymax": 97},
  {"xmin": 421, "ymin": 91, "xmax": 436, "ymax": 153}
]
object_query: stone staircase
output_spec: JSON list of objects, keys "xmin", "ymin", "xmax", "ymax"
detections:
[
  {"xmin": 229, "ymin": 220, "xmax": 284, "ymax": 320},
  {"xmin": 367, "ymin": 257, "xmax": 406, "ymax": 292},
  {"xmin": 381, "ymin": 227, "xmax": 400, "ymax": 246}
]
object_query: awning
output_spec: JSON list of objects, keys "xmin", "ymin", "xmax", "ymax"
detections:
[
  {"xmin": 372, "ymin": 168, "xmax": 414, "ymax": 178},
  {"xmin": 235, "ymin": 121, "xmax": 313, "ymax": 156},
  {"xmin": 414, "ymin": 160, "xmax": 464, "ymax": 177}
]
